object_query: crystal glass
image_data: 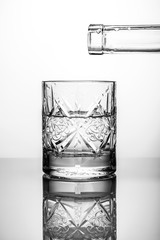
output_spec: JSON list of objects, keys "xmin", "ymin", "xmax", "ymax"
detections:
[
  {"xmin": 88, "ymin": 24, "xmax": 160, "ymax": 54},
  {"xmin": 42, "ymin": 81, "xmax": 116, "ymax": 178},
  {"xmin": 43, "ymin": 174, "xmax": 116, "ymax": 240}
]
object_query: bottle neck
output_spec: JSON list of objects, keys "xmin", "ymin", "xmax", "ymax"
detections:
[{"xmin": 88, "ymin": 24, "xmax": 160, "ymax": 54}]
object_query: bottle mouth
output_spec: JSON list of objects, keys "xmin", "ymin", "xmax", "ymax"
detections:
[{"xmin": 88, "ymin": 24, "xmax": 104, "ymax": 55}]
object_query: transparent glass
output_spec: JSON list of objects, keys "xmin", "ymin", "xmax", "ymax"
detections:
[
  {"xmin": 42, "ymin": 81, "xmax": 116, "ymax": 178},
  {"xmin": 43, "ymin": 174, "xmax": 116, "ymax": 240},
  {"xmin": 88, "ymin": 24, "xmax": 160, "ymax": 54}
]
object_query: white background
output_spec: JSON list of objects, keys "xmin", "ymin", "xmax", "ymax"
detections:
[{"xmin": 0, "ymin": 0, "xmax": 160, "ymax": 160}]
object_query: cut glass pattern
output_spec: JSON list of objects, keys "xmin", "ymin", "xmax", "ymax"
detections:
[
  {"xmin": 43, "ymin": 81, "xmax": 116, "ymax": 155},
  {"xmin": 43, "ymin": 196, "xmax": 116, "ymax": 240}
]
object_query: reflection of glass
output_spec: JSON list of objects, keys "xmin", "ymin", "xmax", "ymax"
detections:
[
  {"xmin": 43, "ymin": 174, "xmax": 116, "ymax": 240},
  {"xmin": 88, "ymin": 24, "xmax": 160, "ymax": 54},
  {"xmin": 42, "ymin": 81, "xmax": 116, "ymax": 178}
]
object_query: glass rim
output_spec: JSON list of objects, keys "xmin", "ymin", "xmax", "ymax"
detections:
[{"xmin": 42, "ymin": 80, "xmax": 116, "ymax": 83}]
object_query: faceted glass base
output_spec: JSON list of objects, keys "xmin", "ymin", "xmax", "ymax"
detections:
[{"xmin": 43, "ymin": 151, "xmax": 116, "ymax": 179}]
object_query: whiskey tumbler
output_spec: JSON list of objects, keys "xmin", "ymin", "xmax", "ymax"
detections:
[{"xmin": 42, "ymin": 81, "xmax": 116, "ymax": 178}]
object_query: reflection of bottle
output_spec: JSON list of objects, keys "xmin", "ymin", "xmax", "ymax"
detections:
[
  {"xmin": 43, "ymin": 174, "xmax": 116, "ymax": 240},
  {"xmin": 88, "ymin": 24, "xmax": 160, "ymax": 54}
]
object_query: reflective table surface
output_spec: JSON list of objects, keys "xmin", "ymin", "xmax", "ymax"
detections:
[{"xmin": 0, "ymin": 158, "xmax": 159, "ymax": 240}]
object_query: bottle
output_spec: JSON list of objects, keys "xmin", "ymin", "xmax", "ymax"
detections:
[{"xmin": 88, "ymin": 24, "xmax": 160, "ymax": 54}]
